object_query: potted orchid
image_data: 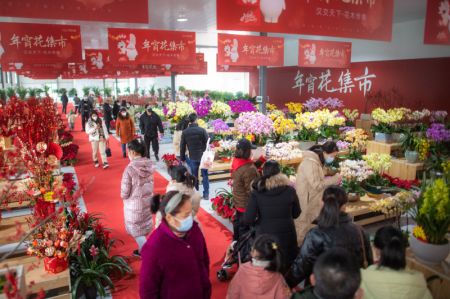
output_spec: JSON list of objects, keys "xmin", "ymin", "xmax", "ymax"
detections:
[
  {"xmin": 210, "ymin": 101, "xmax": 232, "ymax": 120},
  {"xmin": 235, "ymin": 112, "xmax": 273, "ymax": 147},
  {"xmin": 339, "ymin": 160, "xmax": 373, "ymax": 202},
  {"xmin": 362, "ymin": 153, "xmax": 396, "ymax": 196},
  {"xmin": 342, "ymin": 128, "xmax": 368, "ymax": 160},
  {"xmin": 228, "ymin": 100, "xmax": 257, "ymax": 119},
  {"xmin": 400, "ymin": 129, "xmax": 419, "ymax": 163},
  {"xmin": 216, "ymin": 140, "xmax": 237, "ymax": 163},
  {"xmin": 272, "ymin": 115, "xmax": 296, "ymax": 143},
  {"xmin": 425, "ymin": 123, "xmax": 450, "ymax": 176},
  {"xmin": 371, "ymin": 108, "xmax": 405, "ymax": 143}
]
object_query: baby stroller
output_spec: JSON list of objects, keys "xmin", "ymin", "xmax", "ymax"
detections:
[{"xmin": 217, "ymin": 228, "xmax": 255, "ymax": 281}]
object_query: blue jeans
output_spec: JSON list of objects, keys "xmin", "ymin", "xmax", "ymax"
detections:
[
  {"xmin": 186, "ymin": 158, "xmax": 209, "ymax": 198},
  {"xmin": 121, "ymin": 143, "xmax": 127, "ymax": 156}
]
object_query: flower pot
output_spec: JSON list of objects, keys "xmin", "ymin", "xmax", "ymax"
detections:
[
  {"xmin": 220, "ymin": 157, "xmax": 231, "ymax": 163},
  {"xmin": 84, "ymin": 286, "xmax": 98, "ymax": 299},
  {"xmin": 298, "ymin": 141, "xmax": 316, "ymax": 151},
  {"xmin": 348, "ymin": 193, "xmax": 360, "ymax": 202},
  {"xmin": 374, "ymin": 132, "xmax": 393, "ymax": 143},
  {"xmin": 410, "ymin": 235, "xmax": 450, "ymax": 266},
  {"xmin": 392, "ymin": 133, "xmax": 405, "ymax": 143},
  {"xmin": 360, "ymin": 113, "xmax": 372, "ymax": 121},
  {"xmin": 404, "ymin": 150, "xmax": 419, "ymax": 164}
]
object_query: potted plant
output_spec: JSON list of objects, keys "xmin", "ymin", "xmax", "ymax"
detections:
[
  {"xmin": 371, "ymin": 108, "xmax": 404, "ymax": 143},
  {"xmin": 0, "ymin": 266, "xmax": 26, "ymax": 299},
  {"xmin": 339, "ymin": 160, "xmax": 372, "ymax": 202},
  {"xmin": 409, "ymin": 176, "xmax": 450, "ymax": 265},
  {"xmin": 82, "ymin": 87, "xmax": 91, "ymax": 97},
  {"xmin": 217, "ymin": 149, "xmax": 233, "ymax": 163},
  {"xmin": 400, "ymin": 129, "xmax": 419, "ymax": 163},
  {"xmin": 211, "ymin": 188, "xmax": 235, "ymax": 221},
  {"xmin": 362, "ymin": 153, "xmax": 397, "ymax": 196}
]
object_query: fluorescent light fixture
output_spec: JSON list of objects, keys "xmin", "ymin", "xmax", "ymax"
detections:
[{"xmin": 177, "ymin": 17, "xmax": 188, "ymax": 22}]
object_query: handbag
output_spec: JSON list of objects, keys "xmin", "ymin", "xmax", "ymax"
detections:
[
  {"xmin": 105, "ymin": 140, "xmax": 112, "ymax": 157},
  {"xmin": 200, "ymin": 138, "xmax": 214, "ymax": 170}
]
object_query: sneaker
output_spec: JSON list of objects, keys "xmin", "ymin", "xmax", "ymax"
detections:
[
  {"xmin": 123, "ymin": 153, "xmax": 126, "ymax": 158},
  {"xmin": 103, "ymin": 163, "xmax": 109, "ymax": 169},
  {"xmin": 203, "ymin": 195, "xmax": 209, "ymax": 201},
  {"xmin": 155, "ymin": 155, "xmax": 160, "ymax": 162},
  {"xmin": 132, "ymin": 249, "xmax": 141, "ymax": 257},
  {"xmin": 94, "ymin": 161, "xmax": 99, "ymax": 168}
]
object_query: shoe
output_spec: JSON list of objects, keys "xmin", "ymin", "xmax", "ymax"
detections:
[
  {"xmin": 155, "ymin": 156, "xmax": 160, "ymax": 161},
  {"xmin": 123, "ymin": 153, "xmax": 126, "ymax": 158},
  {"xmin": 132, "ymin": 249, "xmax": 141, "ymax": 257},
  {"xmin": 94, "ymin": 161, "xmax": 99, "ymax": 168},
  {"xmin": 203, "ymin": 195, "xmax": 209, "ymax": 201},
  {"xmin": 103, "ymin": 163, "xmax": 109, "ymax": 169}
]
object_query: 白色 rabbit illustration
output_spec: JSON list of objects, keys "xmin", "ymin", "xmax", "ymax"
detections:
[
  {"xmin": 260, "ymin": 0, "xmax": 286, "ymax": 23},
  {"xmin": 126, "ymin": 34, "xmax": 138, "ymax": 61}
]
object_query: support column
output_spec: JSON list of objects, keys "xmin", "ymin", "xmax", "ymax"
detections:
[
  {"xmin": 115, "ymin": 78, "xmax": 119, "ymax": 97},
  {"xmin": 134, "ymin": 77, "xmax": 138, "ymax": 94},
  {"xmin": 9, "ymin": 72, "xmax": 13, "ymax": 87},
  {"xmin": 259, "ymin": 32, "xmax": 267, "ymax": 114},
  {"xmin": 102, "ymin": 78, "xmax": 106, "ymax": 90},
  {"xmin": 0, "ymin": 66, "xmax": 4, "ymax": 89},
  {"xmin": 16, "ymin": 73, "xmax": 21, "ymax": 88},
  {"xmin": 170, "ymin": 72, "xmax": 176, "ymax": 101}
]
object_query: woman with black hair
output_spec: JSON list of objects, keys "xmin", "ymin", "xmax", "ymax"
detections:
[
  {"xmin": 245, "ymin": 160, "xmax": 301, "ymax": 272},
  {"xmin": 286, "ymin": 185, "xmax": 372, "ymax": 288},
  {"xmin": 361, "ymin": 226, "xmax": 432, "ymax": 299},
  {"xmin": 227, "ymin": 234, "xmax": 291, "ymax": 299},
  {"xmin": 85, "ymin": 110, "xmax": 109, "ymax": 169},
  {"xmin": 120, "ymin": 139, "xmax": 153, "ymax": 256},
  {"xmin": 140, "ymin": 191, "xmax": 211, "ymax": 299},
  {"xmin": 294, "ymin": 141, "xmax": 341, "ymax": 244}
]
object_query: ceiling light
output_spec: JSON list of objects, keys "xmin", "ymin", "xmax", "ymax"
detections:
[{"xmin": 177, "ymin": 17, "xmax": 188, "ymax": 22}]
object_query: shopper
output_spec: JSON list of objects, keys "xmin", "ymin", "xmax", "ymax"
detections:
[
  {"xmin": 286, "ymin": 186, "xmax": 372, "ymax": 288},
  {"xmin": 112, "ymin": 100, "xmax": 120, "ymax": 120},
  {"xmin": 360, "ymin": 226, "xmax": 432, "ymax": 299},
  {"xmin": 245, "ymin": 160, "xmax": 301, "ymax": 271},
  {"xmin": 80, "ymin": 97, "xmax": 93, "ymax": 132},
  {"xmin": 141, "ymin": 191, "xmax": 211, "ymax": 299},
  {"xmin": 73, "ymin": 93, "xmax": 81, "ymax": 114},
  {"xmin": 226, "ymin": 234, "xmax": 291, "ymax": 299},
  {"xmin": 61, "ymin": 90, "xmax": 69, "ymax": 114},
  {"xmin": 116, "ymin": 108, "xmax": 136, "ymax": 158},
  {"xmin": 139, "ymin": 105, "xmax": 164, "ymax": 161},
  {"xmin": 85, "ymin": 111, "xmax": 109, "ymax": 169},
  {"xmin": 67, "ymin": 109, "xmax": 76, "ymax": 131},
  {"xmin": 231, "ymin": 138, "xmax": 259, "ymax": 241},
  {"xmin": 291, "ymin": 248, "xmax": 363, "ymax": 299},
  {"xmin": 295, "ymin": 141, "xmax": 341, "ymax": 245},
  {"xmin": 180, "ymin": 113, "xmax": 210, "ymax": 200},
  {"xmin": 155, "ymin": 165, "xmax": 201, "ymax": 228},
  {"xmin": 173, "ymin": 116, "xmax": 189, "ymax": 157},
  {"xmin": 103, "ymin": 100, "xmax": 113, "ymax": 134},
  {"xmin": 121, "ymin": 139, "xmax": 153, "ymax": 256}
]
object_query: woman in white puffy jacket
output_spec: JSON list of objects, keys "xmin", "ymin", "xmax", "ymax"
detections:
[{"xmin": 85, "ymin": 110, "xmax": 110, "ymax": 169}]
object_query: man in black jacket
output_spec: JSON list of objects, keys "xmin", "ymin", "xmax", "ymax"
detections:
[
  {"xmin": 80, "ymin": 97, "xmax": 93, "ymax": 131},
  {"xmin": 73, "ymin": 93, "xmax": 81, "ymax": 114},
  {"xmin": 61, "ymin": 91, "xmax": 69, "ymax": 114},
  {"xmin": 180, "ymin": 113, "xmax": 209, "ymax": 200},
  {"xmin": 139, "ymin": 105, "xmax": 164, "ymax": 160}
]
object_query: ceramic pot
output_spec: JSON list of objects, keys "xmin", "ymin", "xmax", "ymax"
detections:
[
  {"xmin": 410, "ymin": 234, "xmax": 450, "ymax": 266},
  {"xmin": 348, "ymin": 193, "xmax": 360, "ymax": 202},
  {"xmin": 374, "ymin": 132, "xmax": 393, "ymax": 143},
  {"xmin": 405, "ymin": 150, "xmax": 419, "ymax": 163},
  {"xmin": 392, "ymin": 133, "xmax": 405, "ymax": 143}
]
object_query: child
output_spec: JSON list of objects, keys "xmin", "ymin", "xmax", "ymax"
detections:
[
  {"xmin": 68, "ymin": 110, "xmax": 76, "ymax": 131},
  {"xmin": 226, "ymin": 234, "xmax": 292, "ymax": 299},
  {"xmin": 154, "ymin": 164, "xmax": 201, "ymax": 228}
]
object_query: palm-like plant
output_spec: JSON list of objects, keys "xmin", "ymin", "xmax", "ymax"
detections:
[
  {"xmin": 124, "ymin": 87, "xmax": 131, "ymax": 95},
  {"xmin": 28, "ymin": 88, "xmax": 37, "ymax": 98},
  {"xmin": 43, "ymin": 85, "xmax": 51, "ymax": 96},
  {"xmin": 6, "ymin": 87, "xmax": 16, "ymax": 99},
  {"xmin": 69, "ymin": 88, "xmax": 78, "ymax": 97},
  {"xmin": 92, "ymin": 87, "xmax": 101, "ymax": 97},
  {"xmin": 150, "ymin": 85, "xmax": 156, "ymax": 96},
  {"xmin": 103, "ymin": 87, "xmax": 112, "ymax": 98},
  {"xmin": 82, "ymin": 87, "xmax": 91, "ymax": 97},
  {"xmin": 16, "ymin": 87, "xmax": 28, "ymax": 99},
  {"xmin": 0, "ymin": 89, "xmax": 6, "ymax": 101}
]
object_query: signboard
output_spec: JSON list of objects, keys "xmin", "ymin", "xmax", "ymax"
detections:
[
  {"xmin": 85, "ymin": 49, "xmax": 110, "ymax": 72},
  {"xmin": 424, "ymin": 0, "xmax": 450, "ymax": 45},
  {"xmin": 216, "ymin": 55, "xmax": 258, "ymax": 72},
  {"xmin": 299, "ymin": 39, "xmax": 351, "ymax": 68}
]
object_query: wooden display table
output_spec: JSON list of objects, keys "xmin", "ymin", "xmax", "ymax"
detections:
[
  {"xmin": 366, "ymin": 140, "xmax": 401, "ymax": 155},
  {"xmin": 386, "ymin": 158, "xmax": 424, "ymax": 180},
  {"xmin": 355, "ymin": 119, "xmax": 374, "ymax": 139},
  {"xmin": 0, "ymin": 215, "xmax": 29, "ymax": 248},
  {"xmin": 406, "ymin": 249, "xmax": 450, "ymax": 299},
  {"xmin": 201, "ymin": 161, "xmax": 232, "ymax": 183},
  {"xmin": 346, "ymin": 196, "xmax": 395, "ymax": 226}
]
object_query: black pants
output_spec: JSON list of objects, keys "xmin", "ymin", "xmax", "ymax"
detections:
[
  {"xmin": 74, "ymin": 105, "xmax": 79, "ymax": 114},
  {"xmin": 81, "ymin": 114, "xmax": 89, "ymax": 131},
  {"xmin": 62, "ymin": 103, "xmax": 68, "ymax": 114},
  {"xmin": 233, "ymin": 211, "xmax": 249, "ymax": 241},
  {"xmin": 105, "ymin": 119, "xmax": 111, "ymax": 133},
  {"xmin": 144, "ymin": 135, "xmax": 159, "ymax": 159}
]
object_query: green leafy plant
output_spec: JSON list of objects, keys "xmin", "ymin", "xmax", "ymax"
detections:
[
  {"xmin": 295, "ymin": 128, "xmax": 319, "ymax": 142},
  {"xmin": 34, "ymin": 88, "xmax": 44, "ymax": 98},
  {"xmin": 28, "ymin": 88, "xmax": 37, "ymax": 98},
  {"xmin": 92, "ymin": 87, "xmax": 101, "ymax": 97},
  {"xmin": 280, "ymin": 165, "xmax": 296, "ymax": 177},
  {"xmin": 157, "ymin": 88, "xmax": 163, "ymax": 100},
  {"xmin": 43, "ymin": 85, "xmax": 51, "ymax": 96},
  {"xmin": 116, "ymin": 87, "xmax": 121, "ymax": 96},
  {"xmin": 69, "ymin": 88, "xmax": 78, "ymax": 97},
  {"xmin": 124, "ymin": 87, "xmax": 131, "ymax": 95},
  {"xmin": 103, "ymin": 87, "xmax": 112, "ymax": 98},
  {"xmin": 178, "ymin": 86, "xmax": 186, "ymax": 92},
  {"xmin": 400, "ymin": 129, "xmax": 418, "ymax": 152},
  {"xmin": 149, "ymin": 85, "xmax": 156, "ymax": 96},
  {"xmin": 217, "ymin": 149, "xmax": 234, "ymax": 159},
  {"xmin": 140, "ymin": 89, "xmax": 146, "ymax": 96},
  {"xmin": 82, "ymin": 87, "xmax": 91, "ymax": 97},
  {"xmin": 16, "ymin": 87, "xmax": 28, "ymax": 99},
  {"xmin": 0, "ymin": 89, "xmax": 6, "ymax": 101}
]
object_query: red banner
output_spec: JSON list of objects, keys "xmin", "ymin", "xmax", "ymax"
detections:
[
  {"xmin": 217, "ymin": 0, "xmax": 393, "ymax": 41},
  {"xmin": 2, "ymin": 62, "xmax": 64, "ymax": 72},
  {"xmin": 85, "ymin": 49, "xmax": 110, "ymax": 72},
  {"xmin": 108, "ymin": 28, "xmax": 196, "ymax": 65},
  {"xmin": 216, "ymin": 55, "xmax": 258, "ymax": 72},
  {"xmin": 0, "ymin": 0, "xmax": 148, "ymax": 24},
  {"xmin": 218, "ymin": 33, "xmax": 284, "ymax": 66},
  {"xmin": 170, "ymin": 53, "xmax": 207, "ymax": 75},
  {"xmin": 424, "ymin": 0, "xmax": 450, "ymax": 45},
  {"xmin": 299, "ymin": 39, "xmax": 351, "ymax": 68},
  {"xmin": 0, "ymin": 23, "xmax": 82, "ymax": 63}
]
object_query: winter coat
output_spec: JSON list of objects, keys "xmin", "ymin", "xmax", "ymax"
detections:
[
  {"xmin": 139, "ymin": 111, "xmax": 163, "ymax": 138},
  {"xmin": 73, "ymin": 96, "xmax": 81, "ymax": 106},
  {"xmin": 103, "ymin": 103, "xmax": 113, "ymax": 123},
  {"xmin": 80, "ymin": 99, "xmax": 93, "ymax": 116},
  {"xmin": 180, "ymin": 123, "xmax": 209, "ymax": 161},
  {"xmin": 120, "ymin": 157, "xmax": 153, "ymax": 237},
  {"xmin": 139, "ymin": 220, "xmax": 211, "ymax": 299},
  {"xmin": 172, "ymin": 130, "xmax": 182, "ymax": 156},
  {"xmin": 245, "ymin": 174, "xmax": 301, "ymax": 269},
  {"xmin": 155, "ymin": 181, "xmax": 201, "ymax": 228},
  {"xmin": 226, "ymin": 262, "xmax": 291, "ymax": 299},
  {"xmin": 61, "ymin": 94, "xmax": 68, "ymax": 105},
  {"xmin": 112, "ymin": 102, "xmax": 120, "ymax": 119},
  {"xmin": 294, "ymin": 151, "xmax": 340, "ymax": 245},
  {"xmin": 285, "ymin": 213, "xmax": 373, "ymax": 288},
  {"xmin": 116, "ymin": 116, "xmax": 136, "ymax": 145},
  {"xmin": 361, "ymin": 265, "xmax": 432, "ymax": 299},
  {"xmin": 232, "ymin": 161, "xmax": 259, "ymax": 209},
  {"xmin": 85, "ymin": 118, "xmax": 109, "ymax": 142}
]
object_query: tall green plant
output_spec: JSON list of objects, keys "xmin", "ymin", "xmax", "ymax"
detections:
[
  {"xmin": 103, "ymin": 87, "xmax": 112, "ymax": 97},
  {"xmin": 43, "ymin": 85, "xmax": 50, "ymax": 96},
  {"xmin": 16, "ymin": 87, "xmax": 27, "ymax": 99},
  {"xmin": 124, "ymin": 87, "xmax": 131, "ymax": 95},
  {"xmin": 6, "ymin": 87, "xmax": 16, "ymax": 99},
  {"xmin": 400, "ymin": 129, "xmax": 418, "ymax": 151},
  {"xmin": 28, "ymin": 88, "xmax": 37, "ymax": 97},
  {"xmin": 82, "ymin": 87, "xmax": 91, "ymax": 97},
  {"xmin": 92, "ymin": 87, "xmax": 101, "ymax": 97},
  {"xmin": 0, "ymin": 89, "xmax": 6, "ymax": 101},
  {"xmin": 69, "ymin": 88, "xmax": 78, "ymax": 97},
  {"xmin": 149, "ymin": 85, "xmax": 156, "ymax": 96}
]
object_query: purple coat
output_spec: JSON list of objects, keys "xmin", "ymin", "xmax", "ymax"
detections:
[{"xmin": 139, "ymin": 220, "xmax": 211, "ymax": 299}]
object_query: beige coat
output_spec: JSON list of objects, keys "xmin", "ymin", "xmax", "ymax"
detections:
[
  {"xmin": 173, "ymin": 130, "xmax": 182, "ymax": 156},
  {"xmin": 294, "ymin": 151, "xmax": 340, "ymax": 245}
]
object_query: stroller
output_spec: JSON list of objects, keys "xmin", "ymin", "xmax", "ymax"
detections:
[{"xmin": 217, "ymin": 228, "xmax": 255, "ymax": 281}]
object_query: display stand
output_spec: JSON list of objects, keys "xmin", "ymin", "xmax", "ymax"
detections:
[
  {"xmin": 200, "ymin": 161, "xmax": 232, "ymax": 183},
  {"xmin": 355, "ymin": 119, "xmax": 374, "ymax": 139},
  {"xmin": 386, "ymin": 158, "xmax": 424, "ymax": 180},
  {"xmin": 366, "ymin": 140, "xmax": 401, "ymax": 155},
  {"xmin": 346, "ymin": 196, "xmax": 396, "ymax": 226}
]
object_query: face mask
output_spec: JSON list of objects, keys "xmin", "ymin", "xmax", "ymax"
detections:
[
  {"xmin": 147, "ymin": 108, "xmax": 152, "ymax": 113},
  {"xmin": 175, "ymin": 215, "xmax": 193, "ymax": 232},
  {"xmin": 121, "ymin": 112, "xmax": 127, "ymax": 117},
  {"xmin": 252, "ymin": 258, "xmax": 271, "ymax": 268},
  {"xmin": 92, "ymin": 116, "xmax": 98, "ymax": 121},
  {"xmin": 325, "ymin": 156, "xmax": 335, "ymax": 164}
]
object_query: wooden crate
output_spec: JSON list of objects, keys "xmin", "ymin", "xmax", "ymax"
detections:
[
  {"xmin": 201, "ymin": 161, "xmax": 231, "ymax": 183},
  {"xmin": 346, "ymin": 196, "xmax": 395, "ymax": 226},
  {"xmin": 355, "ymin": 119, "xmax": 374, "ymax": 139},
  {"xmin": 366, "ymin": 140, "xmax": 401, "ymax": 155},
  {"xmin": 386, "ymin": 158, "xmax": 424, "ymax": 180},
  {"xmin": 0, "ymin": 215, "xmax": 29, "ymax": 248}
]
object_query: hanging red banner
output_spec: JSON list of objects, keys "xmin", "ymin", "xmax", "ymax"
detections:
[
  {"xmin": 2, "ymin": 62, "xmax": 64, "ymax": 72},
  {"xmin": 217, "ymin": 0, "xmax": 393, "ymax": 41},
  {"xmin": 0, "ymin": 0, "xmax": 148, "ymax": 24},
  {"xmin": 85, "ymin": 49, "xmax": 110, "ymax": 72},
  {"xmin": 216, "ymin": 55, "xmax": 258, "ymax": 72},
  {"xmin": 0, "ymin": 23, "xmax": 82, "ymax": 63},
  {"xmin": 170, "ymin": 53, "xmax": 207, "ymax": 75},
  {"xmin": 218, "ymin": 33, "xmax": 284, "ymax": 66},
  {"xmin": 299, "ymin": 39, "xmax": 351, "ymax": 68},
  {"xmin": 108, "ymin": 28, "xmax": 196, "ymax": 65},
  {"xmin": 424, "ymin": 0, "xmax": 450, "ymax": 45}
]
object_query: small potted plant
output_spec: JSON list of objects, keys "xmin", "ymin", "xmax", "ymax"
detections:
[
  {"xmin": 362, "ymin": 153, "xmax": 397, "ymax": 196},
  {"xmin": 217, "ymin": 148, "xmax": 233, "ymax": 163},
  {"xmin": 339, "ymin": 159, "xmax": 373, "ymax": 202},
  {"xmin": 210, "ymin": 188, "xmax": 235, "ymax": 221},
  {"xmin": 400, "ymin": 129, "xmax": 419, "ymax": 163},
  {"xmin": 371, "ymin": 108, "xmax": 404, "ymax": 143}
]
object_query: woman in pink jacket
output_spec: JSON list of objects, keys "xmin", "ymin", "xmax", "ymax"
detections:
[
  {"xmin": 226, "ymin": 234, "xmax": 291, "ymax": 299},
  {"xmin": 120, "ymin": 139, "xmax": 153, "ymax": 256}
]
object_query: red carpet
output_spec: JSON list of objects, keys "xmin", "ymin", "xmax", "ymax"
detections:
[{"xmin": 70, "ymin": 113, "xmax": 232, "ymax": 299}]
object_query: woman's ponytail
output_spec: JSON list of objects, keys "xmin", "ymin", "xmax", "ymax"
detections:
[
  {"xmin": 317, "ymin": 186, "xmax": 348, "ymax": 228},
  {"xmin": 150, "ymin": 194, "xmax": 161, "ymax": 214},
  {"xmin": 252, "ymin": 234, "xmax": 283, "ymax": 273},
  {"xmin": 374, "ymin": 226, "xmax": 406, "ymax": 270}
]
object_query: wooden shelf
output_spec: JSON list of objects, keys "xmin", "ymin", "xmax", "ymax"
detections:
[
  {"xmin": 346, "ymin": 196, "xmax": 396, "ymax": 226},
  {"xmin": 386, "ymin": 158, "xmax": 424, "ymax": 180},
  {"xmin": 0, "ymin": 215, "xmax": 29, "ymax": 247},
  {"xmin": 366, "ymin": 140, "xmax": 401, "ymax": 155}
]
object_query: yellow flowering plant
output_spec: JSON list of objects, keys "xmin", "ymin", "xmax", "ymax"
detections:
[
  {"xmin": 268, "ymin": 110, "xmax": 285, "ymax": 121},
  {"xmin": 285, "ymin": 102, "xmax": 303, "ymax": 115},
  {"xmin": 363, "ymin": 153, "xmax": 392, "ymax": 187},
  {"xmin": 210, "ymin": 101, "xmax": 232, "ymax": 120},
  {"xmin": 295, "ymin": 109, "xmax": 345, "ymax": 141},
  {"xmin": 371, "ymin": 108, "xmax": 405, "ymax": 134},
  {"xmin": 273, "ymin": 116, "xmax": 296, "ymax": 142},
  {"xmin": 165, "ymin": 102, "xmax": 195, "ymax": 123},
  {"xmin": 417, "ymin": 138, "xmax": 430, "ymax": 161},
  {"xmin": 342, "ymin": 109, "xmax": 359, "ymax": 126},
  {"xmin": 266, "ymin": 103, "xmax": 278, "ymax": 112}
]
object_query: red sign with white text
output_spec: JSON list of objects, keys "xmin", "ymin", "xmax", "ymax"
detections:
[
  {"xmin": 299, "ymin": 39, "xmax": 351, "ymax": 68},
  {"xmin": 108, "ymin": 28, "xmax": 196, "ymax": 65},
  {"xmin": 218, "ymin": 33, "xmax": 284, "ymax": 66},
  {"xmin": 424, "ymin": 0, "xmax": 450, "ymax": 45},
  {"xmin": 0, "ymin": 0, "xmax": 148, "ymax": 24},
  {"xmin": 85, "ymin": 49, "xmax": 110, "ymax": 72},
  {"xmin": 2, "ymin": 62, "xmax": 64, "ymax": 72},
  {"xmin": 0, "ymin": 23, "xmax": 82, "ymax": 63},
  {"xmin": 216, "ymin": 55, "xmax": 258, "ymax": 72},
  {"xmin": 217, "ymin": 0, "xmax": 393, "ymax": 41},
  {"xmin": 170, "ymin": 53, "xmax": 207, "ymax": 75}
]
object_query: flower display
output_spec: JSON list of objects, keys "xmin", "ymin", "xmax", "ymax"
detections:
[
  {"xmin": 265, "ymin": 142, "xmax": 302, "ymax": 161},
  {"xmin": 363, "ymin": 153, "xmax": 392, "ymax": 174},
  {"xmin": 162, "ymin": 154, "xmax": 180, "ymax": 168},
  {"xmin": 304, "ymin": 97, "xmax": 344, "ymax": 111},
  {"xmin": 164, "ymin": 102, "xmax": 195, "ymax": 122},
  {"xmin": 268, "ymin": 109, "xmax": 285, "ymax": 121},
  {"xmin": 197, "ymin": 119, "xmax": 208, "ymax": 129},
  {"xmin": 342, "ymin": 109, "xmax": 359, "ymax": 123},
  {"xmin": 235, "ymin": 112, "xmax": 273, "ymax": 136},
  {"xmin": 371, "ymin": 191, "xmax": 416, "ymax": 220},
  {"xmin": 266, "ymin": 103, "xmax": 278, "ymax": 111},
  {"xmin": 407, "ymin": 109, "xmax": 430, "ymax": 121},
  {"xmin": 417, "ymin": 138, "xmax": 430, "ymax": 161},
  {"xmin": 228, "ymin": 100, "xmax": 257, "ymax": 114},
  {"xmin": 371, "ymin": 108, "xmax": 405, "ymax": 124},
  {"xmin": 336, "ymin": 140, "xmax": 350, "ymax": 151},
  {"xmin": 285, "ymin": 102, "xmax": 303, "ymax": 115},
  {"xmin": 413, "ymin": 226, "xmax": 427, "ymax": 242},
  {"xmin": 191, "ymin": 97, "xmax": 212, "ymax": 118},
  {"xmin": 295, "ymin": 109, "xmax": 345, "ymax": 140},
  {"xmin": 273, "ymin": 116, "xmax": 296, "ymax": 136},
  {"xmin": 382, "ymin": 174, "xmax": 420, "ymax": 190},
  {"xmin": 426, "ymin": 123, "xmax": 450, "ymax": 142},
  {"xmin": 210, "ymin": 101, "xmax": 232, "ymax": 119},
  {"xmin": 211, "ymin": 189, "xmax": 235, "ymax": 220},
  {"xmin": 344, "ymin": 128, "xmax": 368, "ymax": 152},
  {"xmin": 339, "ymin": 160, "xmax": 373, "ymax": 182},
  {"xmin": 430, "ymin": 110, "xmax": 448, "ymax": 123},
  {"xmin": 61, "ymin": 143, "xmax": 79, "ymax": 166},
  {"xmin": 211, "ymin": 119, "xmax": 230, "ymax": 134}
]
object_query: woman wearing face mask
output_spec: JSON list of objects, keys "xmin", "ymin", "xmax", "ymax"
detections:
[
  {"xmin": 116, "ymin": 107, "xmax": 136, "ymax": 158},
  {"xmin": 140, "ymin": 191, "xmax": 211, "ymax": 299},
  {"xmin": 120, "ymin": 139, "xmax": 153, "ymax": 256},
  {"xmin": 294, "ymin": 141, "xmax": 341, "ymax": 245},
  {"xmin": 85, "ymin": 111, "xmax": 109, "ymax": 169}
]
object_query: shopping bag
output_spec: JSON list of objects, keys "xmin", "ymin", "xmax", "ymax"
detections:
[
  {"xmin": 105, "ymin": 140, "xmax": 112, "ymax": 157},
  {"xmin": 200, "ymin": 138, "xmax": 214, "ymax": 170}
]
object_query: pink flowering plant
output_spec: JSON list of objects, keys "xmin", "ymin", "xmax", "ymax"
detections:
[
  {"xmin": 235, "ymin": 112, "xmax": 273, "ymax": 136},
  {"xmin": 339, "ymin": 159, "xmax": 373, "ymax": 195}
]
